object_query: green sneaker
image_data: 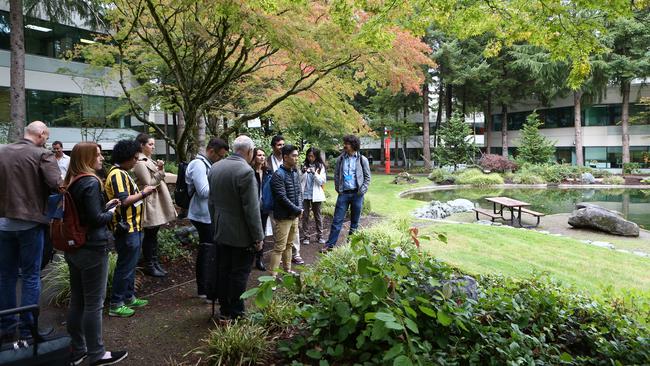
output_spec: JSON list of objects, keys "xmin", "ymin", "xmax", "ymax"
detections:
[
  {"xmin": 109, "ymin": 305, "xmax": 135, "ymax": 317},
  {"xmin": 126, "ymin": 298, "xmax": 149, "ymax": 308}
]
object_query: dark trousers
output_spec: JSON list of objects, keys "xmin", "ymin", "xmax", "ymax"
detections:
[
  {"xmin": 191, "ymin": 220, "xmax": 213, "ymax": 296},
  {"xmin": 110, "ymin": 231, "xmax": 142, "ymax": 307},
  {"xmin": 325, "ymin": 191, "xmax": 364, "ymax": 248},
  {"xmin": 142, "ymin": 226, "xmax": 160, "ymax": 265},
  {"xmin": 0, "ymin": 226, "xmax": 44, "ymax": 338},
  {"xmin": 216, "ymin": 244, "xmax": 254, "ymax": 319},
  {"xmin": 65, "ymin": 247, "xmax": 109, "ymax": 364},
  {"xmin": 301, "ymin": 200, "xmax": 323, "ymax": 242}
]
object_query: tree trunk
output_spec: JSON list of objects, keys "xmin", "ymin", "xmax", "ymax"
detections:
[
  {"xmin": 434, "ymin": 79, "xmax": 443, "ymax": 148},
  {"xmin": 422, "ymin": 82, "xmax": 431, "ymax": 168},
  {"xmin": 621, "ymin": 81, "xmax": 630, "ymax": 164},
  {"xmin": 380, "ymin": 131, "xmax": 385, "ymax": 166},
  {"xmin": 164, "ymin": 112, "xmax": 170, "ymax": 161},
  {"xmin": 501, "ymin": 103, "xmax": 508, "ymax": 158},
  {"xmin": 573, "ymin": 90, "xmax": 584, "ymax": 166},
  {"xmin": 197, "ymin": 113, "xmax": 206, "ymax": 155},
  {"xmin": 9, "ymin": 0, "xmax": 25, "ymax": 142},
  {"xmin": 485, "ymin": 94, "xmax": 492, "ymax": 153},
  {"xmin": 394, "ymin": 134, "xmax": 399, "ymax": 168},
  {"xmin": 445, "ymin": 83, "xmax": 453, "ymax": 121}
]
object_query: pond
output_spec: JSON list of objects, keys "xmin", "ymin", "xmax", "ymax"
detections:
[{"xmin": 404, "ymin": 187, "xmax": 650, "ymax": 229}]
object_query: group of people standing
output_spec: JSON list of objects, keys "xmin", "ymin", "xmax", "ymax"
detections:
[{"xmin": 0, "ymin": 121, "xmax": 370, "ymax": 364}]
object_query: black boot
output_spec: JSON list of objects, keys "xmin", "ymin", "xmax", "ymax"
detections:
[
  {"xmin": 143, "ymin": 262, "xmax": 165, "ymax": 277},
  {"xmin": 255, "ymin": 250, "xmax": 266, "ymax": 271}
]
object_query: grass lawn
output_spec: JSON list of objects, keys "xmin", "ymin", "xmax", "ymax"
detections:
[
  {"xmin": 422, "ymin": 223, "xmax": 650, "ymax": 295},
  {"xmin": 352, "ymin": 173, "xmax": 649, "ymax": 297}
]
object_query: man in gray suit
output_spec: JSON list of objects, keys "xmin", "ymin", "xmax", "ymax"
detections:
[{"xmin": 208, "ymin": 135, "xmax": 264, "ymax": 319}]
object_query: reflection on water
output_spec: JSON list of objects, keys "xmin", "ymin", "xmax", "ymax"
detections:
[{"xmin": 405, "ymin": 188, "xmax": 650, "ymax": 229}]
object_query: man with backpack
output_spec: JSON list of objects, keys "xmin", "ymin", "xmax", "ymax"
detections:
[
  {"xmin": 266, "ymin": 135, "xmax": 305, "ymax": 265},
  {"xmin": 269, "ymin": 144, "xmax": 303, "ymax": 277},
  {"xmin": 0, "ymin": 121, "xmax": 62, "ymax": 343},
  {"xmin": 184, "ymin": 138, "xmax": 229, "ymax": 299}
]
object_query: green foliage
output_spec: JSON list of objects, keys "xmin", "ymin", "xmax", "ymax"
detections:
[
  {"xmin": 322, "ymin": 189, "xmax": 372, "ymax": 217},
  {"xmin": 249, "ymin": 297, "xmax": 299, "ymax": 333},
  {"xmin": 43, "ymin": 252, "xmax": 122, "ymax": 306},
  {"xmin": 641, "ymin": 177, "xmax": 650, "ymax": 185},
  {"xmin": 592, "ymin": 169, "xmax": 612, "ymax": 178},
  {"xmin": 516, "ymin": 111, "xmax": 556, "ymax": 165},
  {"xmin": 622, "ymin": 162, "xmax": 641, "ymax": 175},
  {"xmin": 243, "ymin": 224, "xmax": 649, "ymax": 365},
  {"xmin": 433, "ymin": 112, "xmax": 478, "ymax": 170},
  {"xmin": 198, "ymin": 320, "xmax": 271, "ymax": 366},
  {"xmin": 164, "ymin": 162, "xmax": 178, "ymax": 175},
  {"xmin": 427, "ymin": 169, "xmax": 455, "ymax": 185},
  {"xmin": 512, "ymin": 172, "xmax": 546, "ymax": 184},
  {"xmin": 455, "ymin": 168, "xmax": 504, "ymax": 186},
  {"xmin": 158, "ymin": 228, "xmax": 193, "ymax": 262},
  {"xmin": 603, "ymin": 175, "xmax": 626, "ymax": 185}
]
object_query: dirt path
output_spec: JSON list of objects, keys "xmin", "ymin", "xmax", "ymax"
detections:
[{"xmin": 40, "ymin": 215, "xmax": 379, "ymax": 365}]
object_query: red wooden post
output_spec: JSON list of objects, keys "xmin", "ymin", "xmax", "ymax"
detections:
[{"xmin": 384, "ymin": 128, "xmax": 391, "ymax": 174}]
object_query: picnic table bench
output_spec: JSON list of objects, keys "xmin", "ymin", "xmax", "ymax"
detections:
[
  {"xmin": 474, "ymin": 196, "xmax": 545, "ymax": 228},
  {"xmin": 473, "ymin": 207, "xmax": 502, "ymax": 222}
]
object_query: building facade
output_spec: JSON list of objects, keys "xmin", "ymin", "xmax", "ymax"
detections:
[{"xmin": 488, "ymin": 82, "xmax": 650, "ymax": 170}]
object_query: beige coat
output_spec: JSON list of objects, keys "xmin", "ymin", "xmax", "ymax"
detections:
[{"xmin": 133, "ymin": 153, "xmax": 177, "ymax": 227}]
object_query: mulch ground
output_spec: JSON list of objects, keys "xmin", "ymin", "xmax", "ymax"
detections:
[{"xmin": 39, "ymin": 214, "xmax": 379, "ymax": 365}]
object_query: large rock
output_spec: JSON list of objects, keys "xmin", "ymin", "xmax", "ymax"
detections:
[
  {"xmin": 414, "ymin": 199, "xmax": 475, "ymax": 219},
  {"xmin": 575, "ymin": 202, "xmax": 623, "ymax": 216},
  {"xmin": 568, "ymin": 205, "xmax": 639, "ymax": 237},
  {"xmin": 447, "ymin": 199, "xmax": 475, "ymax": 213},
  {"xmin": 581, "ymin": 172, "xmax": 596, "ymax": 184}
]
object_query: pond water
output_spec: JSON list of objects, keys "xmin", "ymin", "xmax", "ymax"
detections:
[{"xmin": 404, "ymin": 187, "xmax": 650, "ymax": 229}]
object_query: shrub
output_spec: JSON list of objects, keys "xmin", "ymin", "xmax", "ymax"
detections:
[
  {"xmin": 455, "ymin": 168, "xmax": 504, "ymax": 186},
  {"xmin": 199, "ymin": 320, "xmax": 271, "ymax": 366},
  {"xmin": 245, "ymin": 226, "xmax": 649, "ymax": 365},
  {"xmin": 502, "ymin": 171, "xmax": 515, "ymax": 183},
  {"xmin": 164, "ymin": 162, "xmax": 179, "ymax": 175},
  {"xmin": 641, "ymin": 177, "xmax": 650, "ymax": 185},
  {"xmin": 623, "ymin": 162, "xmax": 641, "ymax": 175},
  {"xmin": 603, "ymin": 175, "xmax": 625, "ymax": 185},
  {"xmin": 427, "ymin": 168, "xmax": 445, "ymax": 183},
  {"xmin": 478, "ymin": 154, "xmax": 517, "ymax": 172},
  {"xmin": 593, "ymin": 169, "xmax": 612, "ymax": 178},
  {"xmin": 249, "ymin": 298, "xmax": 299, "ymax": 333},
  {"xmin": 158, "ymin": 228, "xmax": 192, "ymax": 262},
  {"xmin": 512, "ymin": 172, "xmax": 546, "ymax": 184},
  {"xmin": 322, "ymin": 190, "xmax": 372, "ymax": 217},
  {"xmin": 43, "ymin": 252, "xmax": 135, "ymax": 306},
  {"xmin": 517, "ymin": 111, "xmax": 556, "ymax": 164}
]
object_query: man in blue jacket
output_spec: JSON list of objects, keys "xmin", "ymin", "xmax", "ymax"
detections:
[{"xmin": 321, "ymin": 135, "xmax": 371, "ymax": 252}]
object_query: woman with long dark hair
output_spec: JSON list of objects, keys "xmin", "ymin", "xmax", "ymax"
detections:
[
  {"xmin": 251, "ymin": 147, "xmax": 270, "ymax": 271},
  {"xmin": 133, "ymin": 133, "xmax": 177, "ymax": 277},
  {"xmin": 64, "ymin": 142, "xmax": 128, "ymax": 366},
  {"xmin": 300, "ymin": 147, "xmax": 326, "ymax": 245}
]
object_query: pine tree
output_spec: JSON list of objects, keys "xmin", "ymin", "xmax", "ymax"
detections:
[
  {"xmin": 517, "ymin": 111, "xmax": 556, "ymax": 164},
  {"xmin": 433, "ymin": 112, "xmax": 478, "ymax": 170}
]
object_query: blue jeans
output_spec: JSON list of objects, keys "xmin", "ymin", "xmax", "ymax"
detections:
[
  {"xmin": 110, "ymin": 231, "xmax": 142, "ymax": 307},
  {"xmin": 0, "ymin": 226, "xmax": 44, "ymax": 337},
  {"xmin": 325, "ymin": 191, "xmax": 364, "ymax": 248}
]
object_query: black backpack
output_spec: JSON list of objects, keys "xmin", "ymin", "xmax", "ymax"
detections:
[{"xmin": 174, "ymin": 162, "xmax": 191, "ymax": 209}]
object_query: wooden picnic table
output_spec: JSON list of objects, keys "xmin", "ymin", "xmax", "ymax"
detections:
[{"xmin": 485, "ymin": 196, "xmax": 531, "ymax": 227}]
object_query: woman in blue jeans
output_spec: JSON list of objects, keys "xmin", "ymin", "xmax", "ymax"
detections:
[{"xmin": 64, "ymin": 143, "xmax": 128, "ymax": 366}]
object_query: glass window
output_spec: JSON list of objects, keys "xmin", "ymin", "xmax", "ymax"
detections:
[
  {"xmin": 556, "ymin": 107, "xmax": 573, "ymax": 128},
  {"xmin": 607, "ymin": 147, "xmax": 622, "ymax": 169},
  {"xmin": 585, "ymin": 147, "xmax": 607, "ymax": 168},
  {"xmin": 630, "ymin": 104, "xmax": 650, "ymax": 125},
  {"xmin": 0, "ymin": 88, "xmax": 9, "ymax": 124},
  {"xmin": 0, "ymin": 10, "xmax": 97, "ymax": 61},
  {"xmin": 508, "ymin": 111, "xmax": 527, "ymax": 131},
  {"xmin": 631, "ymin": 146, "xmax": 650, "ymax": 168},
  {"xmin": 609, "ymin": 105, "xmax": 622, "ymax": 126},
  {"xmin": 585, "ymin": 105, "xmax": 609, "ymax": 126},
  {"xmin": 555, "ymin": 147, "xmax": 576, "ymax": 165},
  {"xmin": 492, "ymin": 114, "xmax": 502, "ymax": 131}
]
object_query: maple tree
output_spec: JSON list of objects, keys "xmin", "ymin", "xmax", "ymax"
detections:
[{"xmin": 83, "ymin": 0, "xmax": 431, "ymax": 160}]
